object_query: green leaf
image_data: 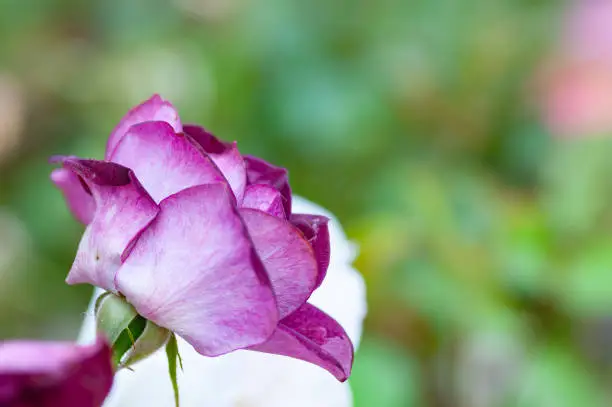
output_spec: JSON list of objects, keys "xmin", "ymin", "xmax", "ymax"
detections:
[{"xmin": 165, "ymin": 333, "xmax": 180, "ymax": 407}]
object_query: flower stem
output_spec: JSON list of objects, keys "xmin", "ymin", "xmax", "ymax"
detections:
[{"xmin": 165, "ymin": 333, "xmax": 181, "ymax": 407}]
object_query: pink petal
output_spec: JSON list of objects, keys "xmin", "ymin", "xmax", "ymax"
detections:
[
  {"xmin": 109, "ymin": 121, "xmax": 226, "ymax": 203},
  {"xmin": 244, "ymin": 155, "xmax": 292, "ymax": 216},
  {"xmin": 50, "ymin": 168, "xmax": 95, "ymax": 225},
  {"xmin": 242, "ymin": 184, "xmax": 286, "ymax": 218},
  {"xmin": 59, "ymin": 158, "xmax": 159, "ymax": 291},
  {"xmin": 249, "ymin": 303, "xmax": 354, "ymax": 381},
  {"xmin": 290, "ymin": 214, "xmax": 331, "ymax": 288},
  {"xmin": 184, "ymin": 125, "xmax": 247, "ymax": 203},
  {"xmin": 240, "ymin": 208, "xmax": 318, "ymax": 318},
  {"xmin": 0, "ymin": 338, "xmax": 113, "ymax": 407},
  {"xmin": 105, "ymin": 94, "xmax": 182, "ymax": 159},
  {"xmin": 115, "ymin": 184, "xmax": 279, "ymax": 356}
]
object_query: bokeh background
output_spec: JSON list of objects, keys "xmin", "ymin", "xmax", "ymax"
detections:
[{"xmin": 4, "ymin": 0, "xmax": 612, "ymax": 405}]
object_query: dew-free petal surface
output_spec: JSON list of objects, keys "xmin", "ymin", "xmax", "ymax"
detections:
[
  {"xmin": 240, "ymin": 208, "xmax": 318, "ymax": 318},
  {"xmin": 184, "ymin": 125, "xmax": 247, "ymax": 202},
  {"xmin": 59, "ymin": 158, "xmax": 159, "ymax": 291},
  {"xmin": 291, "ymin": 214, "xmax": 331, "ymax": 287},
  {"xmin": 115, "ymin": 184, "xmax": 278, "ymax": 356},
  {"xmin": 110, "ymin": 121, "xmax": 225, "ymax": 203},
  {"xmin": 242, "ymin": 184, "xmax": 285, "ymax": 218},
  {"xmin": 249, "ymin": 303, "xmax": 354, "ymax": 381},
  {"xmin": 106, "ymin": 94, "xmax": 181, "ymax": 159},
  {"xmin": 244, "ymin": 155, "xmax": 292, "ymax": 215}
]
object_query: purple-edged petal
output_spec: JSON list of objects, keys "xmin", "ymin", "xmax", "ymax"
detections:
[
  {"xmin": 242, "ymin": 184, "xmax": 285, "ymax": 218},
  {"xmin": 291, "ymin": 214, "xmax": 331, "ymax": 288},
  {"xmin": 240, "ymin": 208, "xmax": 318, "ymax": 318},
  {"xmin": 109, "ymin": 121, "xmax": 226, "ymax": 203},
  {"xmin": 249, "ymin": 303, "xmax": 354, "ymax": 381},
  {"xmin": 115, "ymin": 184, "xmax": 278, "ymax": 356},
  {"xmin": 0, "ymin": 338, "xmax": 113, "ymax": 407},
  {"xmin": 244, "ymin": 155, "xmax": 292, "ymax": 215},
  {"xmin": 184, "ymin": 125, "xmax": 247, "ymax": 203},
  {"xmin": 105, "ymin": 94, "xmax": 181, "ymax": 159},
  {"xmin": 50, "ymin": 168, "xmax": 95, "ymax": 225},
  {"xmin": 58, "ymin": 158, "xmax": 159, "ymax": 291}
]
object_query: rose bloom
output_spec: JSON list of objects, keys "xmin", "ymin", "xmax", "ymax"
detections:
[
  {"xmin": 52, "ymin": 95, "xmax": 366, "ymax": 405},
  {"xmin": 537, "ymin": 0, "xmax": 612, "ymax": 138},
  {"xmin": 0, "ymin": 339, "xmax": 113, "ymax": 407},
  {"xmin": 80, "ymin": 197, "xmax": 366, "ymax": 407}
]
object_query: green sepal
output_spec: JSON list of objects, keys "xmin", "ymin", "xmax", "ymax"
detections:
[
  {"xmin": 120, "ymin": 320, "xmax": 171, "ymax": 368},
  {"xmin": 95, "ymin": 292, "xmax": 171, "ymax": 370},
  {"xmin": 95, "ymin": 292, "xmax": 138, "ymax": 345}
]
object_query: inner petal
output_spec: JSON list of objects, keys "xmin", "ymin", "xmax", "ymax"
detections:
[{"xmin": 109, "ymin": 121, "xmax": 225, "ymax": 203}]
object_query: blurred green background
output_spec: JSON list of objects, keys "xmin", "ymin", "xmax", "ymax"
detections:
[{"xmin": 4, "ymin": 0, "xmax": 612, "ymax": 405}]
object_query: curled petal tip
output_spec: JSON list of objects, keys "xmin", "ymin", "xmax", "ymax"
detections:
[{"xmin": 250, "ymin": 303, "xmax": 354, "ymax": 381}]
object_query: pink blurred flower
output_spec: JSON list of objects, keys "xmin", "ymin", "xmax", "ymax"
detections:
[
  {"xmin": 562, "ymin": 0, "xmax": 612, "ymax": 61},
  {"xmin": 51, "ymin": 95, "xmax": 353, "ymax": 381},
  {"xmin": 537, "ymin": 0, "xmax": 612, "ymax": 138},
  {"xmin": 0, "ymin": 339, "xmax": 113, "ymax": 407}
]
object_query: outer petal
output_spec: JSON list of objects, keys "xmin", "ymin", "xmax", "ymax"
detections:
[
  {"xmin": 184, "ymin": 125, "xmax": 247, "ymax": 203},
  {"xmin": 0, "ymin": 339, "xmax": 113, "ymax": 407},
  {"xmin": 109, "ymin": 121, "xmax": 225, "ymax": 204},
  {"xmin": 50, "ymin": 168, "xmax": 95, "ymax": 225},
  {"xmin": 291, "ymin": 214, "xmax": 331, "ymax": 288},
  {"xmin": 79, "ymin": 196, "xmax": 366, "ymax": 407},
  {"xmin": 249, "ymin": 303, "xmax": 354, "ymax": 381},
  {"xmin": 58, "ymin": 158, "xmax": 159, "ymax": 291},
  {"xmin": 240, "ymin": 208, "xmax": 318, "ymax": 318},
  {"xmin": 245, "ymin": 155, "xmax": 292, "ymax": 216},
  {"xmin": 115, "ymin": 184, "xmax": 278, "ymax": 356},
  {"xmin": 105, "ymin": 94, "xmax": 181, "ymax": 159},
  {"xmin": 242, "ymin": 184, "xmax": 286, "ymax": 218}
]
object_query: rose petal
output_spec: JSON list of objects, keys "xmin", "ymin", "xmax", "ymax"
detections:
[
  {"xmin": 115, "ymin": 184, "xmax": 278, "ymax": 356},
  {"xmin": 244, "ymin": 155, "xmax": 292, "ymax": 215},
  {"xmin": 292, "ymin": 197, "xmax": 365, "ymax": 348},
  {"xmin": 240, "ymin": 208, "xmax": 318, "ymax": 318},
  {"xmin": 50, "ymin": 168, "xmax": 95, "ymax": 225},
  {"xmin": 0, "ymin": 338, "xmax": 113, "ymax": 407},
  {"xmin": 59, "ymin": 158, "xmax": 159, "ymax": 291},
  {"xmin": 242, "ymin": 184, "xmax": 286, "ymax": 218},
  {"xmin": 105, "ymin": 94, "xmax": 182, "ymax": 159},
  {"xmin": 249, "ymin": 303, "xmax": 354, "ymax": 381},
  {"xmin": 290, "ymin": 214, "xmax": 331, "ymax": 288},
  {"xmin": 109, "ymin": 121, "xmax": 225, "ymax": 203},
  {"xmin": 184, "ymin": 125, "xmax": 247, "ymax": 203}
]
